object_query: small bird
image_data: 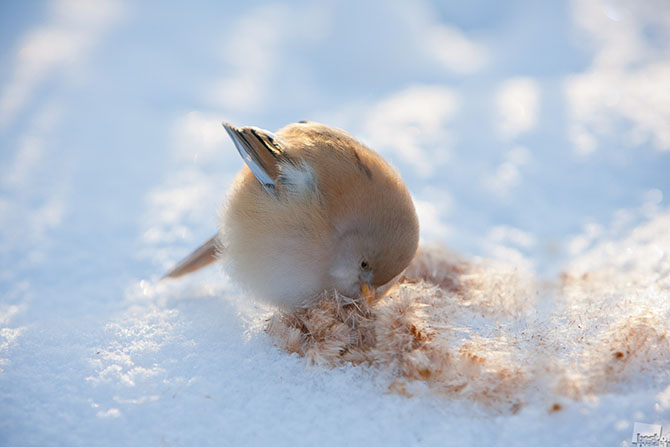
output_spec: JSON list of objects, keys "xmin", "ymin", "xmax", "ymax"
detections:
[{"xmin": 164, "ymin": 121, "xmax": 420, "ymax": 309}]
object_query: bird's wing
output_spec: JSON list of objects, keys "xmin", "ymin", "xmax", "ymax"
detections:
[
  {"xmin": 162, "ymin": 234, "xmax": 219, "ymax": 279},
  {"xmin": 163, "ymin": 123, "xmax": 294, "ymax": 280},
  {"xmin": 222, "ymin": 122, "xmax": 285, "ymax": 194}
]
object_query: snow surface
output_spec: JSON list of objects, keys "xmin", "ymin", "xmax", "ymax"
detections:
[{"xmin": 1, "ymin": 0, "xmax": 669, "ymax": 446}]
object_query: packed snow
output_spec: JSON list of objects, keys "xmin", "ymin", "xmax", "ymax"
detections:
[{"xmin": 1, "ymin": 1, "xmax": 669, "ymax": 446}]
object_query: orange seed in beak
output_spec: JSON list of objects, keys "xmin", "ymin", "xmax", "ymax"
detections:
[{"xmin": 361, "ymin": 283, "xmax": 376, "ymax": 304}]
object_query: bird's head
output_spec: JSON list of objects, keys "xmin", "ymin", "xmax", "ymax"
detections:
[{"xmin": 328, "ymin": 204, "xmax": 419, "ymax": 302}]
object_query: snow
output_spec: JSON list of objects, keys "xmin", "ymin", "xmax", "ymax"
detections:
[{"xmin": 1, "ymin": 0, "xmax": 669, "ymax": 446}]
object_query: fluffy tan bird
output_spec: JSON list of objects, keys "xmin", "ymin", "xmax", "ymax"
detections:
[{"xmin": 164, "ymin": 121, "xmax": 419, "ymax": 309}]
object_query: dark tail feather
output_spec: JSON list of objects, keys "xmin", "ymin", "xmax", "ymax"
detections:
[{"xmin": 162, "ymin": 234, "xmax": 219, "ymax": 279}]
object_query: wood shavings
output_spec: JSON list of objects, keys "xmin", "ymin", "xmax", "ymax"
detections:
[{"xmin": 267, "ymin": 240, "xmax": 670, "ymax": 413}]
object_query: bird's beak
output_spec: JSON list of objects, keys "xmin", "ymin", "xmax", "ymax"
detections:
[{"xmin": 361, "ymin": 282, "xmax": 376, "ymax": 304}]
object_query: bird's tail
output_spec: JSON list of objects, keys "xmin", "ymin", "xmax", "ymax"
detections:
[{"xmin": 162, "ymin": 234, "xmax": 219, "ymax": 279}]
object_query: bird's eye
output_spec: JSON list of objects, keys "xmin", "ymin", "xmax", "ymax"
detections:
[{"xmin": 360, "ymin": 261, "xmax": 370, "ymax": 270}]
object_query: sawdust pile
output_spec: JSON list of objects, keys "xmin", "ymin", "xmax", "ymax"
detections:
[{"xmin": 267, "ymin": 214, "xmax": 670, "ymax": 413}]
